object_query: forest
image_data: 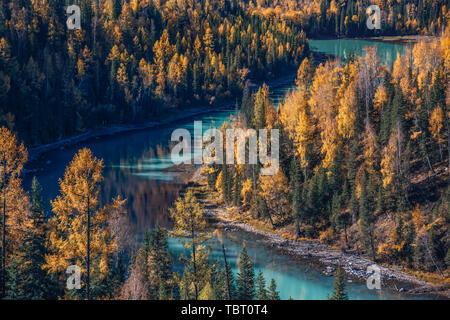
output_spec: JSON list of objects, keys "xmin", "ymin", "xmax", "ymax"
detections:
[
  {"xmin": 204, "ymin": 30, "xmax": 449, "ymax": 279},
  {"xmin": 250, "ymin": 0, "xmax": 448, "ymax": 37},
  {"xmin": 0, "ymin": 135, "xmax": 283, "ymax": 299},
  {"xmin": 1, "ymin": 1, "xmax": 448, "ymax": 147},
  {"xmin": 0, "ymin": 0, "xmax": 308, "ymax": 146},
  {"xmin": 0, "ymin": 0, "xmax": 448, "ymax": 301}
]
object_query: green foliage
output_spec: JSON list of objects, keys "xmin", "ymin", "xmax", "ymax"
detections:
[
  {"xmin": 329, "ymin": 266, "xmax": 348, "ymax": 300},
  {"xmin": 268, "ymin": 279, "xmax": 280, "ymax": 300},
  {"xmin": 148, "ymin": 225, "xmax": 174, "ymax": 300},
  {"xmin": 255, "ymin": 270, "xmax": 268, "ymax": 300},
  {"xmin": 0, "ymin": 0, "xmax": 308, "ymax": 145},
  {"xmin": 237, "ymin": 247, "xmax": 255, "ymax": 300}
]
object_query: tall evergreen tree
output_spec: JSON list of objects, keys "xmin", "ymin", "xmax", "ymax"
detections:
[
  {"xmin": 148, "ymin": 225, "xmax": 174, "ymax": 300},
  {"xmin": 21, "ymin": 177, "xmax": 56, "ymax": 299},
  {"xmin": 329, "ymin": 266, "xmax": 348, "ymax": 300},
  {"xmin": 237, "ymin": 247, "xmax": 255, "ymax": 300},
  {"xmin": 255, "ymin": 270, "xmax": 268, "ymax": 300},
  {"xmin": 268, "ymin": 278, "xmax": 280, "ymax": 300}
]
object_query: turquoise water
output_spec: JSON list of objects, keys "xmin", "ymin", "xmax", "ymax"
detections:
[
  {"xmin": 25, "ymin": 39, "xmax": 428, "ymax": 300},
  {"xmin": 309, "ymin": 39, "xmax": 409, "ymax": 66}
]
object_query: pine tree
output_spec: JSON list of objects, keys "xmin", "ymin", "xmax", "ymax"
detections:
[
  {"xmin": 255, "ymin": 270, "xmax": 268, "ymax": 300},
  {"xmin": 170, "ymin": 189, "xmax": 210, "ymax": 300},
  {"xmin": 359, "ymin": 172, "xmax": 376, "ymax": 261},
  {"xmin": 5, "ymin": 255, "xmax": 22, "ymax": 299},
  {"xmin": 329, "ymin": 266, "xmax": 348, "ymax": 300},
  {"xmin": 268, "ymin": 278, "xmax": 280, "ymax": 300},
  {"xmin": 21, "ymin": 177, "xmax": 56, "ymax": 300},
  {"xmin": 148, "ymin": 225, "xmax": 174, "ymax": 300},
  {"xmin": 233, "ymin": 168, "xmax": 242, "ymax": 207},
  {"xmin": 237, "ymin": 247, "xmax": 255, "ymax": 300},
  {"xmin": 253, "ymin": 84, "xmax": 269, "ymax": 129}
]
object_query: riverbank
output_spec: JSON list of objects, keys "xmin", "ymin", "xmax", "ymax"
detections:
[
  {"xmin": 188, "ymin": 166, "xmax": 449, "ymax": 299},
  {"xmin": 310, "ymin": 35, "xmax": 438, "ymax": 44},
  {"xmin": 363, "ymin": 35, "xmax": 438, "ymax": 45}
]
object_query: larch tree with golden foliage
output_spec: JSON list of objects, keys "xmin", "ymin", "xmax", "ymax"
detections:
[
  {"xmin": 259, "ymin": 169, "xmax": 289, "ymax": 227},
  {"xmin": 44, "ymin": 148, "xmax": 126, "ymax": 300},
  {"xmin": 308, "ymin": 62, "xmax": 341, "ymax": 169},
  {"xmin": 0, "ymin": 126, "xmax": 28, "ymax": 297},
  {"xmin": 169, "ymin": 189, "xmax": 210, "ymax": 300}
]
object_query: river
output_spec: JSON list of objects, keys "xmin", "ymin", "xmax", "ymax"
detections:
[{"xmin": 25, "ymin": 38, "xmax": 427, "ymax": 300}]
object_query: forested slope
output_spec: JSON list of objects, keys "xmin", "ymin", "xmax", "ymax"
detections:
[
  {"xmin": 205, "ymin": 30, "xmax": 449, "ymax": 279},
  {"xmin": 0, "ymin": 0, "xmax": 308, "ymax": 146}
]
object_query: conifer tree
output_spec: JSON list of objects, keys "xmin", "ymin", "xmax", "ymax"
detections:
[
  {"xmin": 21, "ymin": 177, "xmax": 56, "ymax": 300},
  {"xmin": 359, "ymin": 172, "xmax": 376, "ymax": 261},
  {"xmin": 329, "ymin": 266, "xmax": 348, "ymax": 300},
  {"xmin": 255, "ymin": 270, "xmax": 268, "ymax": 300},
  {"xmin": 148, "ymin": 225, "xmax": 174, "ymax": 300},
  {"xmin": 170, "ymin": 190, "xmax": 210, "ymax": 300},
  {"xmin": 0, "ymin": 126, "xmax": 28, "ymax": 297},
  {"xmin": 44, "ymin": 148, "xmax": 125, "ymax": 300},
  {"xmin": 268, "ymin": 278, "xmax": 280, "ymax": 300},
  {"xmin": 237, "ymin": 247, "xmax": 255, "ymax": 300}
]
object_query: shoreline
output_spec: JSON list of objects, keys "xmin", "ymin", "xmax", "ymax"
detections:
[{"xmin": 188, "ymin": 166, "xmax": 449, "ymax": 299}]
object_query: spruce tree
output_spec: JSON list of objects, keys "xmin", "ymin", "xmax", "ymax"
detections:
[
  {"xmin": 360, "ymin": 172, "xmax": 376, "ymax": 261},
  {"xmin": 268, "ymin": 279, "xmax": 280, "ymax": 300},
  {"xmin": 233, "ymin": 169, "xmax": 242, "ymax": 207},
  {"xmin": 5, "ymin": 255, "xmax": 22, "ymax": 300},
  {"xmin": 237, "ymin": 247, "xmax": 255, "ymax": 300},
  {"xmin": 148, "ymin": 225, "xmax": 174, "ymax": 300},
  {"xmin": 21, "ymin": 177, "xmax": 55, "ymax": 299},
  {"xmin": 255, "ymin": 270, "xmax": 268, "ymax": 300},
  {"xmin": 329, "ymin": 266, "xmax": 348, "ymax": 300}
]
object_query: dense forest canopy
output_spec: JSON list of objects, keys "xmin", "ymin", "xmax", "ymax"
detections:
[
  {"xmin": 1, "ymin": 1, "xmax": 448, "ymax": 147},
  {"xmin": 0, "ymin": 0, "xmax": 308, "ymax": 146},
  {"xmin": 249, "ymin": 0, "xmax": 448, "ymax": 36}
]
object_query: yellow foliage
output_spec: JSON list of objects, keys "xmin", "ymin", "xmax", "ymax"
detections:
[
  {"xmin": 308, "ymin": 62, "xmax": 341, "ymax": 169},
  {"xmin": 259, "ymin": 169, "xmax": 289, "ymax": 217},
  {"xmin": 319, "ymin": 227, "xmax": 335, "ymax": 244},
  {"xmin": 429, "ymin": 106, "xmax": 445, "ymax": 143},
  {"xmin": 373, "ymin": 84, "xmax": 388, "ymax": 112},
  {"xmin": 44, "ymin": 148, "xmax": 124, "ymax": 282},
  {"xmin": 215, "ymin": 170, "xmax": 223, "ymax": 194},
  {"xmin": 241, "ymin": 178, "xmax": 253, "ymax": 206}
]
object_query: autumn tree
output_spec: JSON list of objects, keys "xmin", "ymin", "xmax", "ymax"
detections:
[
  {"xmin": 259, "ymin": 169, "xmax": 289, "ymax": 227},
  {"xmin": 0, "ymin": 126, "xmax": 28, "ymax": 297},
  {"xmin": 44, "ymin": 148, "xmax": 125, "ymax": 300},
  {"xmin": 170, "ymin": 189, "xmax": 210, "ymax": 300}
]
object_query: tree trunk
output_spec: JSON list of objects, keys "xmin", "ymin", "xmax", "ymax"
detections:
[
  {"xmin": 86, "ymin": 197, "xmax": 91, "ymax": 300},
  {"xmin": 191, "ymin": 225, "xmax": 198, "ymax": 300},
  {"xmin": 1, "ymin": 172, "xmax": 5, "ymax": 297},
  {"xmin": 1, "ymin": 160, "xmax": 7, "ymax": 298},
  {"xmin": 222, "ymin": 244, "xmax": 231, "ymax": 300},
  {"xmin": 344, "ymin": 224, "xmax": 349, "ymax": 249}
]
